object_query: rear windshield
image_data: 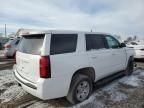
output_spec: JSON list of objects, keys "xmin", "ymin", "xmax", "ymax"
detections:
[{"xmin": 18, "ymin": 34, "xmax": 44, "ymax": 55}]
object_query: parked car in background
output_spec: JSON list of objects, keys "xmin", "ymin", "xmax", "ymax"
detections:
[
  {"xmin": 4, "ymin": 37, "xmax": 20, "ymax": 58},
  {"xmin": 127, "ymin": 41, "xmax": 144, "ymax": 59},
  {"xmin": 0, "ymin": 37, "xmax": 9, "ymax": 49},
  {"xmin": 0, "ymin": 42, "xmax": 2, "ymax": 50},
  {"xmin": 13, "ymin": 30, "xmax": 134, "ymax": 104}
]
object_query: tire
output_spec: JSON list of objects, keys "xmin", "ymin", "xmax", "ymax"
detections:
[
  {"xmin": 6, "ymin": 56, "xmax": 13, "ymax": 59},
  {"xmin": 66, "ymin": 74, "xmax": 93, "ymax": 104},
  {"xmin": 125, "ymin": 58, "xmax": 134, "ymax": 76}
]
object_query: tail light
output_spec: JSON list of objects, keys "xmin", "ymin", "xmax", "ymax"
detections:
[
  {"xmin": 40, "ymin": 56, "xmax": 51, "ymax": 78},
  {"xmin": 4, "ymin": 44, "xmax": 11, "ymax": 48}
]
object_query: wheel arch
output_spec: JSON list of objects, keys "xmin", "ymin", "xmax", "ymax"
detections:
[
  {"xmin": 67, "ymin": 67, "xmax": 95, "ymax": 94},
  {"xmin": 72, "ymin": 67, "xmax": 95, "ymax": 82}
]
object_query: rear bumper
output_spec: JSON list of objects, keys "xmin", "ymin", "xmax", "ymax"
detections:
[
  {"xmin": 13, "ymin": 65, "xmax": 71, "ymax": 100},
  {"xmin": 135, "ymin": 51, "xmax": 144, "ymax": 58},
  {"xmin": 13, "ymin": 69, "xmax": 37, "ymax": 89},
  {"xmin": 13, "ymin": 66, "xmax": 41, "ymax": 98}
]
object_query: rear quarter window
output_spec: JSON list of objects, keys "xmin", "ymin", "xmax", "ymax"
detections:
[
  {"xmin": 18, "ymin": 34, "xmax": 44, "ymax": 55},
  {"xmin": 50, "ymin": 34, "xmax": 77, "ymax": 55}
]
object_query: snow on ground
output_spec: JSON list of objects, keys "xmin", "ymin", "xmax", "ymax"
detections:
[
  {"xmin": 0, "ymin": 69, "xmax": 144, "ymax": 108},
  {"xmin": 74, "ymin": 69, "xmax": 144, "ymax": 108},
  {"xmin": 0, "ymin": 62, "xmax": 10, "ymax": 65},
  {"xmin": 26, "ymin": 101, "xmax": 52, "ymax": 108},
  {"xmin": 0, "ymin": 70, "xmax": 27, "ymax": 103},
  {"xmin": 119, "ymin": 76, "xmax": 140, "ymax": 87}
]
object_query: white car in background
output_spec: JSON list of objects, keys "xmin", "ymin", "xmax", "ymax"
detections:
[
  {"xmin": 127, "ymin": 41, "xmax": 144, "ymax": 59},
  {"xmin": 4, "ymin": 37, "xmax": 20, "ymax": 58}
]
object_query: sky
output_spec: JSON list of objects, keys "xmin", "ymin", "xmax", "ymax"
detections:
[{"xmin": 0, "ymin": 0, "xmax": 144, "ymax": 39}]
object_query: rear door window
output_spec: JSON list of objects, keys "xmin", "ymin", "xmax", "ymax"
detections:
[
  {"xmin": 86, "ymin": 34, "xmax": 107, "ymax": 51},
  {"xmin": 50, "ymin": 34, "xmax": 77, "ymax": 55},
  {"xmin": 18, "ymin": 34, "xmax": 44, "ymax": 55}
]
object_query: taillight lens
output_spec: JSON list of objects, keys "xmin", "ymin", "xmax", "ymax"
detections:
[
  {"xmin": 4, "ymin": 44, "xmax": 11, "ymax": 48},
  {"xmin": 40, "ymin": 56, "xmax": 51, "ymax": 78}
]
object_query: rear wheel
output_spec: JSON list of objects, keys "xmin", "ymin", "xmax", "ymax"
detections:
[
  {"xmin": 67, "ymin": 74, "xmax": 93, "ymax": 104},
  {"xmin": 125, "ymin": 58, "xmax": 134, "ymax": 76}
]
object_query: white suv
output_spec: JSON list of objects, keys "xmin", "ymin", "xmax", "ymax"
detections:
[{"xmin": 13, "ymin": 30, "xmax": 134, "ymax": 104}]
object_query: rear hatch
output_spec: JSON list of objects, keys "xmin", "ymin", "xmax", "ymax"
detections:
[{"xmin": 16, "ymin": 34, "xmax": 45, "ymax": 83}]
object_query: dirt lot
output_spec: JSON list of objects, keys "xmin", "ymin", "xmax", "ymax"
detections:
[
  {"xmin": 0, "ymin": 50, "xmax": 144, "ymax": 108},
  {"xmin": 0, "ymin": 68, "xmax": 143, "ymax": 108}
]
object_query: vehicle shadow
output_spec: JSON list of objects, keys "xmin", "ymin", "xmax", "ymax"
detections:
[
  {"xmin": 134, "ymin": 58, "xmax": 144, "ymax": 62},
  {"xmin": 134, "ymin": 59, "xmax": 144, "ymax": 69}
]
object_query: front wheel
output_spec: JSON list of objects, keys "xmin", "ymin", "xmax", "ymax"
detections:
[
  {"xmin": 125, "ymin": 58, "xmax": 134, "ymax": 76},
  {"xmin": 67, "ymin": 74, "xmax": 93, "ymax": 104}
]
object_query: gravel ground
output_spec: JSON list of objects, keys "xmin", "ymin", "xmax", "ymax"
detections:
[
  {"xmin": 0, "ymin": 50, "xmax": 4, "ymax": 57},
  {"xmin": 0, "ymin": 66, "xmax": 144, "ymax": 107}
]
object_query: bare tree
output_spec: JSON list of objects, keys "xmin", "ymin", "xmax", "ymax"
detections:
[
  {"xmin": 126, "ymin": 37, "xmax": 133, "ymax": 43},
  {"xmin": 133, "ymin": 35, "xmax": 137, "ymax": 41}
]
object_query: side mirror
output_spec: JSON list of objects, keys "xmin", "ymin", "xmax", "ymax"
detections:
[{"xmin": 120, "ymin": 43, "xmax": 126, "ymax": 47}]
